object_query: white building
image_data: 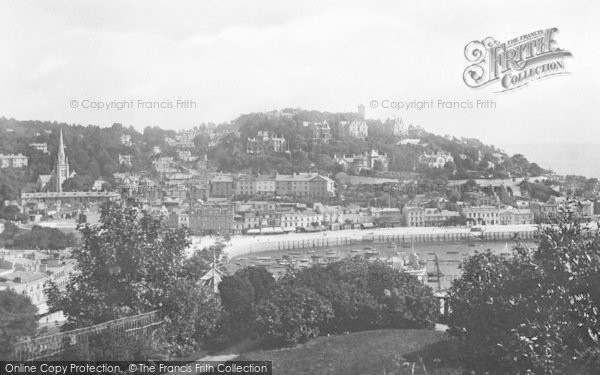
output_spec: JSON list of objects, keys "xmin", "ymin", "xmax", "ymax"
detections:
[{"xmin": 0, "ymin": 154, "xmax": 28, "ymax": 168}]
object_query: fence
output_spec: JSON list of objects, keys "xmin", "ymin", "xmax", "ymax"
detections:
[{"xmin": 12, "ymin": 310, "xmax": 162, "ymax": 361}]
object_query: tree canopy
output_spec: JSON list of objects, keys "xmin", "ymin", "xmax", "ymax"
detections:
[{"xmin": 448, "ymin": 210, "xmax": 600, "ymax": 373}]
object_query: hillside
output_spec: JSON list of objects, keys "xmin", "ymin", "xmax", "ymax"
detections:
[
  {"xmin": 0, "ymin": 111, "xmax": 550, "ymax": 201},
  {"xmin": 211, "ymin": 109, "xmax": 550, "ymax": 179}
]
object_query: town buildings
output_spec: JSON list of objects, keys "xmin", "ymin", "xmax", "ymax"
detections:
[
  {"xmin": 274, "ymin": 173, "xmax": 335, "ymax": 200},
  {"xmin": 0, "ymin": 251, "xmax": 75, "ymax": 314},
  {"xmin": 21, "ymin": 191, "xmax": 121, "ymax": 218},
  {"xmin": 419, "ymin": 151, "xmax": 454, "ymax": 168},
  {"xmin": 120, "ymin": 134, "xmax": 132, "ymax": 146},
  {"xmin": 307, "ymin": 121, "xmax": 332, "ymax": 145},
  {"xmin": 338, "ymin": 120, "xmax": 368, "ymax": 139},
  {"xmin": 188, "ymin": 204, "xmax": 235, "ymax": 235},
  {"xmin": 0, "ymin": 153, "xmax": 28, "ymax": 168},
  {"xmin": 246, "ymin": 131, "xmax": 287, "ymax": 154},
  {"xmin": 461, "ymin": 205, "xmax": 534, "ymax": 225},
  {"xmin": 119, "ymin": 154, "xmax": 132, "ymax": 167},
  {"xmin": 334, "ymin": 150, "xmax": 389, "ymax": 173},
  {"xmin": 383, "ymin": 117, "xmax": 408, "ymax": 137},
  {"xmin": 29, "ymin": 143, "xmax": 49, "ymax": 153},
  {"xmin": 152, "ymin": 157, "xmax": 177, "ymax": 173}
]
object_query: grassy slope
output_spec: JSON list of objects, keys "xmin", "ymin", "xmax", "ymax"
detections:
[{"xmin": 237, "ymin": 329, "xmax": 463, "ymax": 375}]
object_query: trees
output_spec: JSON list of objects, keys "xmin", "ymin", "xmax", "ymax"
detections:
[
  {"xmin": 218, "ymin": 275, "xmax": 255, "ymax": 320},
  {"xmin": 161, "ymin": 279, "xmax": 221, "ymax": 355},
  {"xmin": 448, "ymin": 212, "xmax": 600, "ymax": 373},
  {"xmin": 47, "ymin": 202, "xmax": 190, "ymax": 329},
  {"xmin": 253, "ymin": 258, "xmax": 439, "ymax": 346},
  {"xmin": 0, "ymin": 225, "xmax": 76, "ymax": 250},
  {"xmin": 234, "ymin": 266, "xmax": 275, "ymax": 303},
  {"xmin": 256, "ymin": 285, "xmax": 334, "ymax": 345},
  {"xmin": 0, "ymin": 289, "xmax": 38, "ymax": 360}
]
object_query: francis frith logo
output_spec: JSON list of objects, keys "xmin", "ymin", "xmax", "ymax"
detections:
[{"xmin": 463, "ymin": 28, "xmax": 572, "ymax": 92}]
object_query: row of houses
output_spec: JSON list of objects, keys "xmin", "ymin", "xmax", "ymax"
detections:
[
  {"xmin": 529, "ymin": 197, "xmax": 594, "ymax": 222},
  {"xmin": 0, "ymin": 153, "xmax": 28, "ymax": 168},
  {"xmin": 304, "ymin": 119, "xmax": 369, "ymax": 145},
  {"xmin": 226, "ymin": 172, "xmax": 335, "ymax": 200},
  {"xmin": 403, "ymin": 204, "xmax": 536, "ymax": 227},
  {"xmin": 168, "ymin": 202, "xmax": 398, "ymax": 235}
]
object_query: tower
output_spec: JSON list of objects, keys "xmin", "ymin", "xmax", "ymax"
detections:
[
  {"xmin": 357, "ymin": 104, "xmax": 365, "ymax": 119},
  {"xmin": 54, "ymin": 129, "xmax": 70, "ymax": 192}
]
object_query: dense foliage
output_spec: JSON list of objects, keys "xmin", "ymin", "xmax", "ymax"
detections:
[
  {"xmin": 220, "ymin": 258, "xmax": 438, "ymax": 346},
  {"xmin": 256, "ymin": 285, "xmax": 335, "ymax": 345},
  {"xmin": 0, "ymin": 222, "xmax": 77, "ymax": 249},
  {"xmin": 0, "ymin": 289, "xmax": 38, "ymax": 360},
  {"xmin": 448, "ymin": 210, "xmax": 600, "ymax": 374},
  {"xmin": 43, "ymin": 201, "xmax": 225, "ymax": 358},
  {"xmin": 46, "ymin": 203, "xmax": 189, "ymax": 328}
]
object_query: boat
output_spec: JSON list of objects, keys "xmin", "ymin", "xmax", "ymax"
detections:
[
  {"xmin": 256, "ymin": 256, "xmax": 271, "ymax": 260},
  {"xmin": 363, "ymin": 246, "xmax": 374, "ymax": 250},
  {"xmin": 468, "ymin": 243, "xmax": 476, "ymax": 247},
  {"xmin": 300, "ymin": 258, "xmax": 310, "ymax": 263},
  {"xmin": 500, "ymin": 242, "xmax": 511, "ymax": 256},
  {"xmin": 350, "ymin": 249, "xmax": 361, "ymax": 253},
  {"xmin": 289, "ymin": 251, "xmax": 301, "ymax": 256},
  {"xmin": 310, "ymin": 254, "xmax": 322, "ymax": 259},
  {"xmin": 386, "ymin": 243, "xmax": 397, "ymax": 249},
  {"xmin": 325, "ymin": 250, "xmax": 336, "ymax": 255},
  {"xmin": 446, "ymin": 251, "xmax": 460, "ymax": 255}
]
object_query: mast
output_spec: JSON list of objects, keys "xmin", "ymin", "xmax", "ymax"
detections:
[{"xmin": 434, "ymin": 254, "xmax": 442, "ymax": 292}]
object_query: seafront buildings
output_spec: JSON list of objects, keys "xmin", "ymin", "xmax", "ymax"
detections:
[{"xmin": 0, "ymin": 250, "xmax": 75, "ymax": 314}]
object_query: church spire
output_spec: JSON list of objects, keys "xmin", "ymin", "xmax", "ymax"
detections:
[
  {"xmin": 57, "ymin": 128, "xmax": 66, "ymax": 165},
  {"xmin": 54, "ymin": 128, "xmax": 70, "ymax": 192}
]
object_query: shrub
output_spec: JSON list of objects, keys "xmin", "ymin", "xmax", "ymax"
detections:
[
  {"xmin": 0, "ymin": 289, "xmax": 38, "ymax": 360},
  {"xmin": 256, "ymin": 285, "xmax": 334, "ymax": 345}
]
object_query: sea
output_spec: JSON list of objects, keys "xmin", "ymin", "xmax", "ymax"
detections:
[{"xmin": 501, "ymin": 143, "xmax": 600, "ymax": 179}]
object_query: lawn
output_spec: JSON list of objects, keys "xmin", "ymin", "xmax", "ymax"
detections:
[{"xmin": 237, "ymin": 329, "xmax": 463, "ymax": 375}]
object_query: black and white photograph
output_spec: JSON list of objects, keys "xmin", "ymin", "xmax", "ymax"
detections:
[{"xmin": 0, "ymin": 1, "xmax": 599, "ymax": 374}]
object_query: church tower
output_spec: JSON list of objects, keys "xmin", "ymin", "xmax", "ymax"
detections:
[{"xmin": 54, "ymin": 129, "xmax": 70, "ymax": 192}]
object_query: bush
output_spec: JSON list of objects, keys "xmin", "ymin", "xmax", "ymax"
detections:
[
  {"xmin": 253, "ymin": 258, "xmax": 439, "ymax": 345},
  {"xmin": 279, "ymin": 258, "xmax": 438, "ymax": 334},
  {"xmin": 0, "ymin": 289, "xmax": 38, "ymax": 360},
  {"xmin": 256, "ymin": 285, "xmax": 334, "ymax": 345}
]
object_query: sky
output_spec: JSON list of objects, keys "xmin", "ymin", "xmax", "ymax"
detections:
[{"xmin": 1, "ymin": 0, "xmax": 599, "ymax": 148}]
